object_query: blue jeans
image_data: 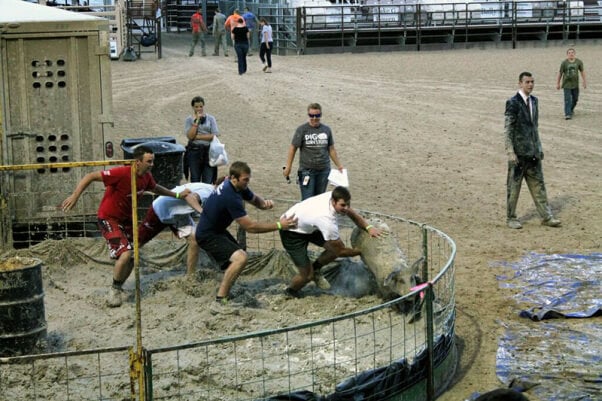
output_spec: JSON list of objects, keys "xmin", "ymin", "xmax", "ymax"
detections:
[
  {"xmin": 247, "ymin": 28, "xmax": 257, "ymax": 51},
  {"xmin": 234, "ymin": 43, "xmax": 248, "ymax": 75},
  {"xmin": 298, "ymin": 168, "xmax": 330, "ymax": 200},
  {"xmin": 563, "ymin": 87, "xmax": 579, "ymax": 117},
  {"xmin": 187, "ymin": 145, "xmax": 216, "ymax": 184}
]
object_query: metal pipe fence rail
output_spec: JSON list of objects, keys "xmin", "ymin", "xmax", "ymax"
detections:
[
  {"xmin": 254, "ymin": 0, "xmax": 602, "ymax": 54},
  {"xmin": 142, "ymin": 209, "xmax": 457, "ymax": 401},
  {"xmin": 0, "ymin": 346, "xmax": 133, "ymax": 401}
]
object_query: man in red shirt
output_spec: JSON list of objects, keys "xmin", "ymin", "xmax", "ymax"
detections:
[
  {"xmin": 189, "ymin": 6, "xmax": 208, "ymax": 57},
  {"xmin": 61, "ymin": 145, "xmax": 191, "ymax": 307}
]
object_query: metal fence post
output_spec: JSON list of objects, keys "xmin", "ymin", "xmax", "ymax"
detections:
[
  {"xmin": 421, "ymin": 224, "xmax": 435, "ymax": 401},
  {"xmin": 425, "ymin": 282, "xmax": 436, "ymax": 401}
]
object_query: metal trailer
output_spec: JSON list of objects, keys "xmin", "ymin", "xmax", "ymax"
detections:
[{"xmin": 0, "ymin": 0, "xmax": 115, "ymax": 248}]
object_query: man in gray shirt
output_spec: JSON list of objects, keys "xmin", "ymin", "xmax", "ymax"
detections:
[
  {"xmin": 212, "ymin": 8, "xmax": 228, "ymax": 57},
  {"xmin": 283, "ymin": 103, "xmax": 344, "ymax": 200}
]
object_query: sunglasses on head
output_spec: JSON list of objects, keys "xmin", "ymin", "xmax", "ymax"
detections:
[{"xmin": 308, "ymin": 113, "xmax": 321, "ymax": 118}]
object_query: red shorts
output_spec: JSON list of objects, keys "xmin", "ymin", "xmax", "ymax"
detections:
[{"xmin": 98, "ymin": 218, "xmax": 133, "ymax": 259}]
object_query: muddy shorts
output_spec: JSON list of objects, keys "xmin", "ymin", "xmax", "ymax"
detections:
[
  {"xmin": 279, "ymin": 230, "xmax": 325, "ymax": 268},
  {"xmin": 98, "ymin": 218, "xmax": 133, "ymax": 259},
  {"xmin": 196, "ymin": 231, "xmax": 241, "ymax": 270}
]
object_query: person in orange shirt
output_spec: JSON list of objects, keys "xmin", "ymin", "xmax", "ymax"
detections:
[
  {"xmin": 224, "ymin": 9, "xmax": 244, "ymax": 57},
  {"xmin": 189, "ymin": 6, "xmax": 208, "ymax": 57},
  {"xmin": 224, "ymin": 9, "xmax": 244, "ymax": 33}
]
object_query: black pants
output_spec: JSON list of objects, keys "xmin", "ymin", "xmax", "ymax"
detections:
[{"xmin": 260, "ymin": 42, "xmax": 273, "ymax": 68}]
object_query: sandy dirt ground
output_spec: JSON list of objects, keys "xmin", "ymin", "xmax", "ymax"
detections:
[
  {"xmin": 109, "ymin": 36, "xmax": 601, "ymax": 399},
  {"xmin": 4, "ymin": 35, "xmax": 601, "ymax": 400}
]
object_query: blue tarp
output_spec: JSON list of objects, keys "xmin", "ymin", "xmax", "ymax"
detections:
[
  {"xmin": 493, "ymin": 253, "xmax": 602, "ymax": 401},
  {"xmin": 495, "ymin": 253, "xmax": 602, "ymax": 321}
]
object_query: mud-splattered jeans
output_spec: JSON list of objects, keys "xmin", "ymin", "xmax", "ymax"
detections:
[{"xmin": 506, "ymin": 158, "xmax": 553, "ymax": 221}]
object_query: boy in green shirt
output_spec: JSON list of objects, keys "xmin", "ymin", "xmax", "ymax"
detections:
[{"xmin": 556, "ymin": 48, "xmax": 586, "ymax": 120}]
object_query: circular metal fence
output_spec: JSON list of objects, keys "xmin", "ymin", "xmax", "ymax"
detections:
[{"xmin": 143, "ymin": 205, "xmax": 458, "ymax": 401}]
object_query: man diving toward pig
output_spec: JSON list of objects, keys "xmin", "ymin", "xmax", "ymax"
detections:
[{"xmin": 278, "ymin": 186, "xmax": 380, "ymax": 297}]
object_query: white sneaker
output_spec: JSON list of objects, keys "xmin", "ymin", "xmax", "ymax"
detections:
[
  {"xmin": 107, "ymin": 286, "xmax": 123, "ymax": 307},
  {"xmin": 313, "ymin": 270, "xmax": 331, "ymax": 290}
]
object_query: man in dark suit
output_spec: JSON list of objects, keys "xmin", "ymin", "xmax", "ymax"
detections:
[{"xmin": 504, "ymin": 71, "xmax": 561, "ymax": 229}]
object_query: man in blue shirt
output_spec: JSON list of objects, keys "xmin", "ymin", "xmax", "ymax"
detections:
[
  {"xmin": 195, "ymin": 161, "xmax": 297, "ymax": 303},
  {"xmin": 242, "ymin": 7, "xmax": 259, "ymax": 55}
]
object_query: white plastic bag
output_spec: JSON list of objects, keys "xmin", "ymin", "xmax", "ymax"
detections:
[{"xmin": 208, "ymin": 136, "xmax": 228, "ymax": 167}]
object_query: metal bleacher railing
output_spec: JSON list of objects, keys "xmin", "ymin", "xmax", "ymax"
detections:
[{"xmin": 251, "ymin": 0, "xmax": 602, "ymax": 53}]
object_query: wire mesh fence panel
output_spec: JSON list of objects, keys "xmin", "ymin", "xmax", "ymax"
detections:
[{"xmin": 0, "ymin": 348, "xmax": 132, "ymax": 401}]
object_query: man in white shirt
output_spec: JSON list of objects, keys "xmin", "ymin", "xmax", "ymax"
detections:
[
  {"xmin": 279, "ymin": 186, "xmax": 380, "ymax": 297},
  {"xmin": 139, "ymin": 182, "xmax": 215, "ymax": 276}
]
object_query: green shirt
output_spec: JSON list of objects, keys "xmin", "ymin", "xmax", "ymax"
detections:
[{"xmin": 559, "ymin": 58, "xmax": 584, "ymax": 89}]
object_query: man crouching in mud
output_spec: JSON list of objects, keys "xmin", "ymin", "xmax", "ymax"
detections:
[{"xmin": 279, "ymin": 186, "xmax": 380, "ymax": 298}]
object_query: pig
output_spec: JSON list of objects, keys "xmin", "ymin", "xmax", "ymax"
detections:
[{"xmin": 350, "ymin": 219, "xmax": 422, "ymax": 310}]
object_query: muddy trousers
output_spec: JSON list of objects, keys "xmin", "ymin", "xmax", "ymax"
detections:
[
  {"xmin": 506, "ymin": 159, "xmax": 553, "ymax": 221},
  {"xmin": 213, "ymin": 31, "xmax": 228, "ymax": 56},
  {"xmin": 189, "ymin": 32, "xmax": 206, "ymax": 56}
]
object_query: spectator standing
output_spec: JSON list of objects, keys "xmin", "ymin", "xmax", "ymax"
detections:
[
  {"xmin": 283, "ymin": 103, "xmax": 344, "ymax": 200},
  {"xmin": 556, "ymin": 48, "xmax": 586, "ymax": 120},
  {"xmin": 189, "ymin": 6, "xmax": 208, "ymax": 57},
  {"xmin": 259, "ymin": 18, "xmax": 273, "ymax": 73},
  {"xmin": 242, "ymin": 7, "xmax": 259, "ymax": 56},
  {"xmin": 184, "ymin": 96, "xmax": 219, "ymax": 184},
  {"xmin": 231, "ymin": 18, "xmax": 250, "ymax": 75},
  {"xmin": 504, "ymin": 72, "xmax": 561, "ymax": 229},
  {"xmin": 195, "ymin": 161, "xmax": 297, "ymax": 304},
  {"xmin": 212, "ymin": 8, "xmax": 228, "ymax": 57},
  {"xmin": 61, "ymin": 146, "xmax": 191, "ymax": 307}
]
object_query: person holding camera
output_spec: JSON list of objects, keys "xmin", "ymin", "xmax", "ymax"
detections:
[{"xmin": 184, "ymin": 96, "xmax": 219, "ymax": 184}]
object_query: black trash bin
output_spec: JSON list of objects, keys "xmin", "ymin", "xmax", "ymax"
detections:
[
  {"xmin": 120, "ymin": 138, "xmax": 185, "ymax": 189},
  {"xmin": 121, "ymin": 138, "xmax": 186, "ymax": 221},
  {"xmin": 120, "ymin": 136, "xmax": 177, "ymax": 148}
]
